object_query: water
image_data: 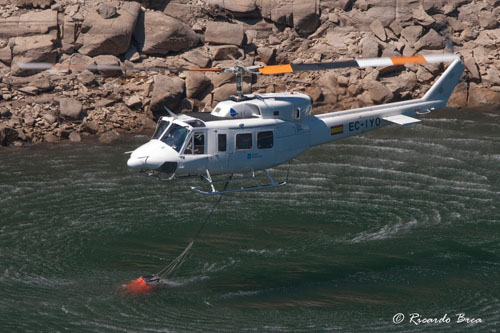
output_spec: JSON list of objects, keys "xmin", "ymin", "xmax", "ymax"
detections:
[{"xmin": 1, "ymin": 108, "xmax": 499, "ymax": 332}]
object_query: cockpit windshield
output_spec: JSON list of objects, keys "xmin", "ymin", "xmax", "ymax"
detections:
[
  {"xmin": 152, "ymin": 120, "xmax": 170, "ymax": 140},
  {"xmin": 160, "ymin": 123, "xmax": 189, "ymax": 152}
]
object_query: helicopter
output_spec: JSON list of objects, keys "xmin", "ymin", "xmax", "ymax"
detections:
[
  {"xmin": 21, "ymin": 53, "xmax": 464, "ymax": 194},
  {"xmin": 124, "ymin": 53, "xmax": 464, "ymax": 194}
]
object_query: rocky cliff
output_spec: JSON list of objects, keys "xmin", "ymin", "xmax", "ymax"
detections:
[{"xmin": 0, "ymin": 0, "xmax": 499, "ymax": 146}]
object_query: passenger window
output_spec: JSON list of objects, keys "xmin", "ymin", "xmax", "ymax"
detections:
[
  {"xmin": 218, "ymin": 134, "xmax": 226, "ymax": 152},
  {"xmin": 236, "ymin": 133, "xmax": 252, "ymax": 150},
  {"xmin": 257, "ymin": 131, "xmax": 273, "ymax": 149}
]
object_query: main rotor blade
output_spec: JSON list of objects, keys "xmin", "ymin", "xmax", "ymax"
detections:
[
  {"xmin": 258, "ymin": 53, "xmax": 460, "ymax": 74},
  {"xmin": 17, "ymin": 62, "xmax": 223, "ymax": 73}
]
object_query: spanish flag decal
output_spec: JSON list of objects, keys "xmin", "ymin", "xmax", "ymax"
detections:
[{"xmin": 331, "ymin": 124, "xmax": 344, "ymax": 136}]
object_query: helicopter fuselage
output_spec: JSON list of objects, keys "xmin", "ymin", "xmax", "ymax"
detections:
[{"xmin": 127, "ymin": 59, "xmax": 464, "ymax": 183}]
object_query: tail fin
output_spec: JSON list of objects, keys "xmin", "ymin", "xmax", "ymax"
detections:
[{"xmin": 423, "ymin": 57, "xmax": 464, "ymax": 108}]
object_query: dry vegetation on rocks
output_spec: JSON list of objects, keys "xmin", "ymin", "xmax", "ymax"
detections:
[{"xmin": 0, "ymin": 0, "xmax": 499, "ymax": 146}]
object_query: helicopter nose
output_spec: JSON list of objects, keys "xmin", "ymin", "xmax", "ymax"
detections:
[
  {"xmin": 127, "ymin": 156, "xmax": 146, "ymax": 169},
  {"xmin": 127, "ymin": 140, "xmax": 179, "ymax": 173}
]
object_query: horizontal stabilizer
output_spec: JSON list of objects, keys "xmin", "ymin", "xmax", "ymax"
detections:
[{"xmin": 383, "ymin": 114, "xmax": 421, "ymax": 126}]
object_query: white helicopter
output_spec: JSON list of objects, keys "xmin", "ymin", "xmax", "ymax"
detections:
[
  {"xmin": 22, "ymin": 53, "xmax": 464, "ymax": 195},
  {"xmin": 124, "ymin": 53, "xmax": 464, "ymax": 194}
]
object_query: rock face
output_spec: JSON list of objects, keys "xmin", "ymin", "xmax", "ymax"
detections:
[
  {"xmin": 75, "ymin": 2, "xmax": 141, "ymax": 56},
  {"xmin": 133, "ymin": 11, "xmax": 200, "ymax": 54},
  {"xmin": 1, "ymin": 0, "xmax": 500, "ymax": 147}
]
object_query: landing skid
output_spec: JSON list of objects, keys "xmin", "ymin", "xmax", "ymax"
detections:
[{"xmin": 191, "ymin": 169, "xmax": 286, "ymax": 195}]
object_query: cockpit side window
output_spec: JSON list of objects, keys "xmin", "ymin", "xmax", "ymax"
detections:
[
  {"xmin": 184, "ymin": 131, "xmax": 205, "ymax": 155},
  {"xmin": 152, "ymin": 120, "xmax": 170, "ymax": 140},
  {"xmin": 160, "ymin": 123, "xmax": 188, "ymax": 152}
]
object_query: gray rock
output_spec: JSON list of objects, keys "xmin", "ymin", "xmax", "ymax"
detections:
[
  {"xmin": 412, "ymin": 4, "xmax": 435, "ymax": 27},
  {"xmin": 59, "ymin": 98, "xmax": 83, "ymax": 119},
  {"xmin": 150, "ymin": 75, "xmax": 185, "ymax": 116},
  {"xmin": 77, "ymin": 70, "xmax": 96, "ymax": 86},
  {"xmin": 15, "ymin": 0, "xmax": 53, "ymax": 9},
  {"xmin": 75, "ymin": 1, "xmax": 141, "ymax": 56},
  {"xmin": 99, "ymin": 131, "xmax": 120, "ymax": 143},
  {"xmin": 464, "ymin": 57, "xmax": 480, "ymax": 82},
  {"xmin": 360, "ymin": 36, "xmax": 380, "ymax": 58},
  {"xmin": 479, "ymin": 11, "xmax": 498, "ymax": 30},
  {"xmin": 209, "ymin": 45, "xmax": 242, "ymax": 61},
  {"xmin": 11, "ymin": 34, "xmax": 57, "ymax": 76},
  {"xmin": 205, "ymin": 22, "xmax": 245, "ymax": 46},
  {"xmin": 84, "ymin": 120, "xmax": 99, "ymax": 134},
  {"xmin": 293, "ymin": 0, "xmax": 320, "ymax": 35},
  {"xmin": 133, "ymin": 11, "xmax": 200, "ymax": 55},
  {"xmin": 367, "ymin": 81, "xmax": 393, "ymax": 104},
  {"xmin": 370, "ymin": 19, "xmax": 386, "ymax": 41},
  {"xmin": 97, "ymin": 3, "xmax": 117, "ymax": 19},
  {"xmin": 208, "ymin": 0, "xmax": 256, "ymax": 13},
  {"xmin": 93, "ymin": 55, "xmax": 122, "ymax": 77},
  {"xmin": 401, "ymin": 25, "xmax": 423, "ymax": 45},
  {"xmin": 414, "ymin": 28, "xmax": 445, "ymax": 51},
  {"xmin": 257, "ymin": 0, "xmax": 293, "ymax": 26},
  {"xmin": 125, "ymin": 95, "xmax": 142, "ymax": 108},
  {"xmin": 43, "ymin": 113, "xmax": 56, "ymax": 124},
  {"xmin": 0, "ymin": 45, "xmax": 11, "ymax": 66},
  {"xmin": 181, "ymin": 48, "xmax": 210, "ymax": 68},
  {"xmin": 68, "ymin": 131, "xmax": 81, "ymax": 142},
  {"xmin": 257, "ymin": 46, "xmax": 276, "ymax": 65},
  {"xmin": 44, "ymin": 133, "xmax": 58, "ymax": 143},
  {"xmin": 186, "ymin": 72, "xmax": 211, "ymax": 98}
]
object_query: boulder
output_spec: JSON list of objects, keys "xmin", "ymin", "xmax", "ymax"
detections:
[
  {"xmin": 464, "ymin": 57, "xmax": 481, "ymax": 82},
  {"xmin": 293, "ymin": 0, "xmax": 320, "ymax": 35},
  {"xmin": 97, "ymin": 3, "xmax": 117, "ymax": 19},
  {"xmin": 360, "ymin": 36, "xmax": 380, "ymax": 58},
  {"xmin": 181, "ymin": 48, "xmax": 211, "ymax": 67},
  {"xmin": 0, "ymin": 45, "xmax": 11, "ymax": 66},
  {"xmin": 186, "ymin": 72, "xmax": 211, "ymax": 98},
  {"xmin": 209, "ymin": 45, "xmax": 242, "ymax": 60},
  {"xmin": 93, "ymin": 55, "xmax": 122, "ymax": 77},
  {"xmin": 59, "ymin": 98, "xmax": 83, "ymax": 119},
  {"xmin": 370, "ymin": 19, "xmax": 386, "ymax": 41},
  {"xmin": 99, "ymin": 131, "xmax": 120, "ymax": 143},
  {"xmin": 133, "ymin": 11, "xmax": 200, "ymax": 55},
  {"xmin": 257, "ymin": 46, "xmax": 276, "ymax": 65},
  {"xmin": 401, "ymin": 25, "xmax": 423, "ymax": 44},
  {"xmin": 75, "ymin": 1, "xmax": 141, "ymax": 56},
  {"xmin": 205, "ymin": 22, "xmax": 245, "ymax": 46},
  {"xmin": 258, "ymin": 0, "xmax": 294, "ymax": 26},
  {"xmin": 68, "ymin": 131, "xmax": 81, "ymax": 142},
  {"xmin": 479, "ymin": 11, "xmax": 498, "ymax": 30},
  {"xmin": 44, "ymin": 133, "xmax": 59, "ymax": 143},
  {"xmin": 414, "ymin": 29, "xmax": 445, "ymax": 51},
  {"xmin": 0, "ymin": 10, "xmax": 57, "ymax": 38},
  {"xmin": 11, "ymin": 34, "xmax": 57, "ymax": 76},
  {"xmin": 62, "ymin": 17, "xmax": 77, "ymax": 54},
  {"xmin": 208, "ymin": 0, "xmax": 257, "ymax": 14},
  {"xmin": 15, "ymin": 0, "xmax": 53, "ymax": 9},
  {"xmin": 367, "ymin": 81, "xmax": 393, "ymax": 104},
  {"xmin": 412, "ymin": 4, "xmax": 435, "ymax": 27},
  {"xmin": 150, "ymin": 75, "xmax": 185, "ymax": 116},
  {"xmin": 468, "ymin": 86, "xmax": 500, "ymax": 106},
  {"xmin": 125, "ymin": 95, "xmax": 142, "ymax": 108}
]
